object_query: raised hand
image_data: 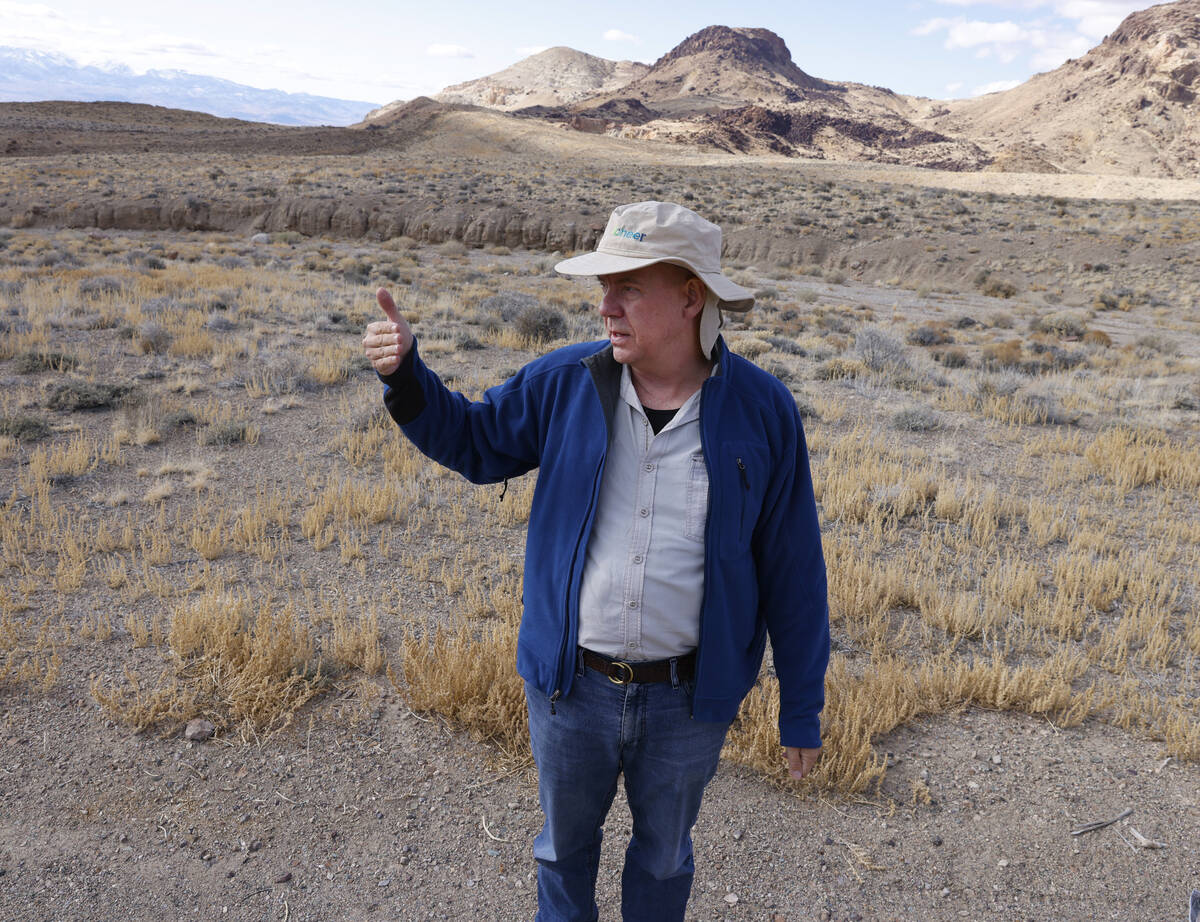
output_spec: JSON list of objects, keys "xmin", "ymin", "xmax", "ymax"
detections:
[{"xmin": 362, "ymin": 287, "xmax": 414, "ymax": 377}]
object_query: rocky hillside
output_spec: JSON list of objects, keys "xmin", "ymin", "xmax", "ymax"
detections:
[
  {"xmin": 924, "ymin": 0, "xmax": 1200, "ymax": 177},
  {"xmin": 364, "ymin": 47, "xmax": 646, "ymax": 123}
]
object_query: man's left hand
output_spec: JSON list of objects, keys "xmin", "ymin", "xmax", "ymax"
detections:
[{"xmin": 785, "ymin": 745, "xmax": 821, "ymax": 780}]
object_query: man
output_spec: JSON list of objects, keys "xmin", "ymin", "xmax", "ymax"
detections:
[{"xmin": 362, "ymin": 201, "xmax": 829, "ymax": 922}]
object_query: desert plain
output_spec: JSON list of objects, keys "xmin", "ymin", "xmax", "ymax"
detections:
[{"xmin": 0, "ymin": 96, "xmax": 1198, "ymax": 922}]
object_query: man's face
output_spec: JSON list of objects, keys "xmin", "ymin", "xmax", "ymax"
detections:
[{"xmin": 596, "ymin": 263, "xmax": 702, "ymax": 371}]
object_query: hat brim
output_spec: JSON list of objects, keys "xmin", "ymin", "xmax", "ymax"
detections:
[{"xmin": 554, "ymin": 252, "xmax": 754, "ymax": 312}]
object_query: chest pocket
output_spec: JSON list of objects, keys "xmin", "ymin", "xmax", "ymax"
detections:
[
  {"xmin": 683, "ymin": 453, "xmax": 709, "ymax": 543},
  {"xmin": 717, "ymin": 441, "xmax": 769, "ymax": 559}
]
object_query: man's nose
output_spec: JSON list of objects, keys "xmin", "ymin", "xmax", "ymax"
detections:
[{"xmin": 598, "ymin": 289, "xmax": 620, "ymax": 316}]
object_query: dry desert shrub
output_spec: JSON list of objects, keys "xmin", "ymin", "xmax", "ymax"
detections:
[
  {"xmin": 45, "ymin": 378, "xmax": 133, "ymax": 411},
  {"xmin": 0, "ymin": 413, "xmax": 51, "ymax": 442},
  {"xmin": 814, "ymin": 357, "xmax": 864, "ymax": 381},
  {"xmin": 853, "ymin": 325, "xmax": 911, "ymax": 374},
  {"xmin": 14, "ymin": 349, "xmax": 79, "ymax": 373},
  {"xmin": 513, "ymin": 305, "xmax": 567, "ymax": 344},
  {"xmin": 396, "ymin": 602, "xmax": 528, "ymax": 760},
  {"xmin": 91, "ymin": 588, "xmax": 382, "ymax": 739}
]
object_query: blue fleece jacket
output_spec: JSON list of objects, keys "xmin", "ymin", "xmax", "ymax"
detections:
[{"xmin": 380, "ymin": 337, "xmax": 829, "ymax": 749}]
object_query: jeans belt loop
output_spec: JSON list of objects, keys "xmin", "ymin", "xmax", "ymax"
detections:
[{"xmin": 668, "ymin": 656, "xmax": 680, "ymax": 689}]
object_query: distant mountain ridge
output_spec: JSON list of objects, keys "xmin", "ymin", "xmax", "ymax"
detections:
[
  {"xmin": 0, "ymin": 47, "xmax": 379, "ymax": 127},
  {"xmin": 368, "ymin": 25, "xmax": 986, "ymax": 170},
  {"xmin": 6, "ymin": 1, "xmax": 1199, "ymax": 177}
]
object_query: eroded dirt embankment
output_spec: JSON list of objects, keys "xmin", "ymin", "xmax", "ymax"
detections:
[
  {"xmin": 7, "ymin": 190, "xmax": 1195, "ymax": 304},
  {"xmin": 4, "ymin": 196, "xmax": 601, "ymax": 252}
]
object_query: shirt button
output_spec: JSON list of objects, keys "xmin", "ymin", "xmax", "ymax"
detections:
[
  {"xmin": 628, "ymin": 600, "xmax": 638, "ymax": 609},
  {"xmin": 644, "ymin": 463, "xmax": 655, "ymax": 472},
  {"xmin": 639, "ymin": 508, "xmax": 649, "ymax": 517},
  {"xmin": 633, "ymin": 555, "xmax": 643, "ymax": 564},
  {"xmin": 628, "ymin": 641, "xmax": 638, "ymax": 649}
]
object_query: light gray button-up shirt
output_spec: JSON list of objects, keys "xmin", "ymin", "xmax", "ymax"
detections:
[{"xmin": 576, "ymin": 364, "xmax": 709, "ymax": 661}]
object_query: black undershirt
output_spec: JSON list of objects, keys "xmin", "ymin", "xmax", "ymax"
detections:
[{"xmin": 643, "ymin": 406, "xmax": 679, "ymax": 435}]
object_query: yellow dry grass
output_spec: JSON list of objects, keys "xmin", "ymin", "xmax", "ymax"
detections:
[
  {"xmin": 395, "ymin": 601, "xmax": 528, "ymax": 761},
  {"xmin": 91, "ymin": 590, "xmax": 364, "ymax": 739}
]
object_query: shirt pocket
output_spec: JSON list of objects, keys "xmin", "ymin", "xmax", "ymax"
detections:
[{"xmin": 683, "ymin": 452, "xmax": 709, "ymax": 543}]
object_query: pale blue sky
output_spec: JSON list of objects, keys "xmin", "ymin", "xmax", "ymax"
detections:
[{"xmin": 0, "ymin": 0, "xmax": 1161, "ymax": 103}]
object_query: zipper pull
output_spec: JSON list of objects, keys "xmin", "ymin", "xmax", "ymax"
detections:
[
  {"xmin": 549, "ymin": 690, "xmax": 561, "ymax": 715},
  {"xmin": 737, "ymin": 457, "xmax": 749, "ymax": 490}
]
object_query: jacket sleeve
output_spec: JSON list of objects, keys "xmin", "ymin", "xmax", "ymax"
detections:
[
  {"xmin": 752, "ymin": 400, "xmax": 830, "ymax": 750},
  {"xmin": 378, "ymin": 338, "xmax": 543, "ymax": 484}
]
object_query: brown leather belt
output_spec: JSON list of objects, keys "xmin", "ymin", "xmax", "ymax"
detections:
[{"xmin": 580, "ymin": 648, "xmax": 696, "ymax": 685}]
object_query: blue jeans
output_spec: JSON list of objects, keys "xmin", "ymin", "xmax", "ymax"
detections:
[{"xmin": 525, "ymin": 655, "xmax": 731, "ymax": 922}]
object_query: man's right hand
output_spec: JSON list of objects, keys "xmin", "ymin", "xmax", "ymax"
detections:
[{"xmin": 362, "ymin": 287, "xmax": 414, "ymax": 377}]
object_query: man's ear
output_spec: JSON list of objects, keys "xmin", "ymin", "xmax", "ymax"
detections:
[{"xmin": 682, "ymin": 277, "xmax": 707, "ymax": 317}]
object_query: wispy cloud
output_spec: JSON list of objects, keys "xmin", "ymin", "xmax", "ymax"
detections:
[
  {"xmin": 426, "ymin": 43, "xmax": 473, "ymax": 58},
  {"xmin": 974, "ymin": 78, "xmax": 1023, "ymax": 94},
  {"xmin": 913, "ymin": 3, "xmax": 1120, "ymax": 72},
  {"xmin": 602, "ymin": 29, "xmax": 639, "ymax": 43},
  {"xmin": 913, "ymin": 17, "xmax": 1035, "ymax": 63},
  {"xmin": 142, "ymin": 41, "xmax": 220, "ymax": 58},
  {"xmin": 0, "ymin": 0, "xmax": 62, "ymax": 20},
  {"xmin": 1053, "ymin": 0, "xmax": 1142, "ymax": 38},
  {"xmin": 918, "ymin": 0, "xmax": 1148, "ymax": 75},
  {"xmin": 929, "ymin": 1, "xmax": 1146, "ymax": 37}
]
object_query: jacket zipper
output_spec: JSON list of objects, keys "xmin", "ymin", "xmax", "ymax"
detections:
[
  {"xmin": 693, "ymin": 383, "xmax": 713, "ymax": 718},
  {"xmin": 550, "ymin": 454, "xmax": 605, "ymax": 709},
  {"xmin": 737, "ymin": 457, "xmax": 749, "ymax": 540}
]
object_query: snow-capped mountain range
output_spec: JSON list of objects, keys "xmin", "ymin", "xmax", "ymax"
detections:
[{"xmin": 0, "ymin": 47, "xmax": 378, "ymax": 126}]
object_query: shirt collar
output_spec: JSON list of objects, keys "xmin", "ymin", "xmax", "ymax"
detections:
[{"xmin": 619, "ymin": 364, "xmax": 706, "ymax": 430}]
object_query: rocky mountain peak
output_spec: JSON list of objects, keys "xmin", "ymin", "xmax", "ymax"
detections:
[
  {"xmin": 1106, "ymin": 0, "xmax": 1200, "ymax": 49},
  {"xmin": 653, "ymin": 26, "xmax": 795, "ymax": 70},
  {"xmin": 1068, "ymin": 0, "xmax": 1200, "ymax": 104}
]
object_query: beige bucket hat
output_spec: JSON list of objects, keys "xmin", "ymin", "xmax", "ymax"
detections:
[{"xmin": 555, "ymin": 201, "xmax": 753, "ymax": 359}]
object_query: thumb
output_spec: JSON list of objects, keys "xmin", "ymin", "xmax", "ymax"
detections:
[{"xmin": 377, "ymin": 287, "xmax": 404, "ymax": 326}]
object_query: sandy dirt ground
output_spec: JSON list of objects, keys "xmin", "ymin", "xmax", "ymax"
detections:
[{"xmin": 4, "ymin": 676, "xmax": 1199, "ymax": 922}]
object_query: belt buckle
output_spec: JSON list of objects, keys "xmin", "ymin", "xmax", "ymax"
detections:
[{"xmin": 607, "ymin": 661, "xmax": 635, "ymax": 685}]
